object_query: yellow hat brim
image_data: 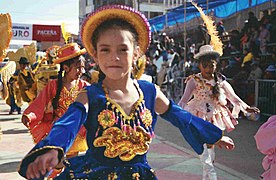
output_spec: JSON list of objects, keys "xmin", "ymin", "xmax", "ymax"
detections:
[{"xmin": 81, "ymin": 5, "xmax": 151, "ymax": 58}]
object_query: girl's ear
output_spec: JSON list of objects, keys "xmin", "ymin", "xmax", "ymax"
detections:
[
  {"xmin": 133, "ymin": 46, "xmax": 141, "ymax": 62},
  {"xmin": 91, "ymin": 50, "xmax": 99, "ymax": 64},
  {"xmin": 63, "ymin": 64, "xmax": 69, "ymax": 73}
]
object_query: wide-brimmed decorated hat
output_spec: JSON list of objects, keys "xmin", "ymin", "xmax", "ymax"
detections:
[
  {"xmin": 53, "ymin": 43, "xmax": 86, "ymax": 64},
  {"xmin": 81, "ymin": 5, "xmax": 151, "ymax": 57},
  {"xmin": 194, "ymin": 45, "xmax": 220, "ymax": 60}
]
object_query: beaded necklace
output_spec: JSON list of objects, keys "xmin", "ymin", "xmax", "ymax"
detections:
[{"xmin": 96, "ymin": 81, "xmax": 154, "ymax": 137}]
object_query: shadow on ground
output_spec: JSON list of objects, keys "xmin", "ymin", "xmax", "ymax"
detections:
[
  {"xmin": 0, "ymin": 161, "xmax": 20, "ymax": 173},
  {"xmin": 0, "ymin": 117, "xmax": 18, "ymax": 121},
  {"xmin": 3, "ymin": 129, "xmax": 29, "ymax": 134}
]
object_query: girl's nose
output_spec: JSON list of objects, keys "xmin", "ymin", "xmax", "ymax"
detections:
[{"xmin": 111, "ymin": 52, "xmax": 120, "ymax": 61}]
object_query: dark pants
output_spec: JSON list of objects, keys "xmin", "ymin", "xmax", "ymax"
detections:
[{"xmin": 9, "ymin": 95, "xmax": 21, "ymax": 114}]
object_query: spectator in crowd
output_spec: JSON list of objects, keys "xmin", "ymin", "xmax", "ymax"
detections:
[
  {"xmin": 248, "ymin": 26, "xmax": 260, "ymax": 54},
  {"xmin": 246, "ymin": 60, "xmax": 263, "ymax": 105},
  {"xmin": 260, "ymin": 9, "xmax": 271, "ymax": 28},
  {"xmin": 168, "ymin": 48, "xmax": 180, "ymax": 67},
  {"xmin": 258, "ymin": 24, "xmax": 271, "ymax": 54},
  {"xmin": 247, "ymin": 11, "xmax": 259, "ymax": 29},
  {"xmin": 216, "ymin": 21, "xmax": 226, "ymax": 37},
  {"xmin": 229, "ymin": 30, "xmax": 241, "ymax": 52},
  {"xmin": 248, "ymin": 61, "xmax": 263, "ymax": 80},
  {"xmin": 222, "ymin": 56, "xmax": 242, "ymax": 78},
  {"xmin": 263, "ymin": 64, "xmax": 276, "ymax": 79},
  {"xmin": 241, "ymin": 48, "xmax": 254, "ymax": 67}
]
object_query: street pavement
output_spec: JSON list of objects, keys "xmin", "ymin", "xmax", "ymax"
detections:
[{"xmin": 0, "ymin": 98, "xmax": 259, "ymax": 180}]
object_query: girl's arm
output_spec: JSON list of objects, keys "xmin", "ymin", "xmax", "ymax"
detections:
[
  {"xmin": 178, "ymin": 77, "xmax": 196, "ymax": 108},
  {"xmin": 18, "ymin": 90, "xmax": 89, "ymax": 179},
  {"xmin": 21, "ymin": 80, "xmax": 56, "ymax": 128},
  {"xmin": 155, "ymin": 86, "xmax": 234, "ymax": 155}
]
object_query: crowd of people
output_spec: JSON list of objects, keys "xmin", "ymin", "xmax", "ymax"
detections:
[{"xmin": 142, "ymin": 10, "xmax": 276, "ymax": 109}]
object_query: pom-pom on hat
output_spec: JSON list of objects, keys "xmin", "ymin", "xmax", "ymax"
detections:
[
  {"xmin": 81, "ymin": 5, "xmax": 151, "ymax": 57},
  {"xmin": 194, "ymin": 45, "xmax": 220, "ymax": 60},
  {"xmin": 53, "ymin": 43, "xmax": 86, "ymax": 64}
]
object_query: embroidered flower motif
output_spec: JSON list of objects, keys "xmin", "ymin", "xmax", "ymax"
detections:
[
  {"xmin": 141, "ymin": 109, "xmax": 152, "ymax": 127},
  {"xmin": 98, "ymin": 109, "xmax": 116, "ymax": 129},
  {"xmin": 93, "ymin": 125, "xmax": 151, "ymax": 161}
]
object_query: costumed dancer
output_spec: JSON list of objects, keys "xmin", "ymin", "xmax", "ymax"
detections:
[
  {"xmin": 178, "ymin": 3, "xmax": 260, "ymax": 180},
  {"xmin": 0, "ymin": 60, "xmax": 17, "ymax": 114},
  {"xmin": 18, "ymin": 5, "xmax": 234, "ymax": 180},
  {"xmin": 254, "ymin": 115, "xmax": 276, "ymax": 180},
  {"xmin": 34, "ymin": 45, "xmax": 60, "ymax": 94},
  {"xmin": 16, "ymin": 57, "xmax": 37, "ymax": 104},
  {"xmin": 21, "ymin": 43, "xmax": 89, "ymax": 178},
  {"xmin": 0, "ymin": 13, "xmax": 19, "ymax": 115}
]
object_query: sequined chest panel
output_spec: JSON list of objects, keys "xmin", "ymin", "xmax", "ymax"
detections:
[
  {"xmin": 193, "ymin": 74, "xmax": 215, "ymax": 101},
  {"xmin": 55, "ymin": 85, "xmax": 80, "ymax": 118},
  {"xmin": 93, "ymin": 83, "xmax": 154, "ymax": 161}
]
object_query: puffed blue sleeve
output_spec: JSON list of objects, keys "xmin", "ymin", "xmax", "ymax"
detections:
[
  {"xmin": 160, "ymin": 100, "xmax": 222, "ymax": 155},
  {"xmin": 18, "ymin": 102, "xmax": 87, "ymax": 178}
]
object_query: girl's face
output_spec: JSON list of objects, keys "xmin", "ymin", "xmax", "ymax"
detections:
[
  {"xmin": 92, "ymin": 28, "xmax": 139, "ymax": 81},
  {"xmin": 20, "ymin": 63, "xmax": 29, "ymax": 71},
  {"xmin": 64, "ymin": 59, "xmax": 85, "ymax": 81},
  {"xmin": 199, "ymin": 60, "xmax": 217, "ymax": 80}
]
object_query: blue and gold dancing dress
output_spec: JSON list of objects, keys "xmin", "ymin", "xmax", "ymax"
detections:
[{"xmin": 19, "ymin": 80, "xmax": 222, "ymax": 179}]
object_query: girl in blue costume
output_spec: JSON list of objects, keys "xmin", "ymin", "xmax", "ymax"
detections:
[{"xmin": 18, "ymin": 5, "xmax": 234, "ymax": 180}]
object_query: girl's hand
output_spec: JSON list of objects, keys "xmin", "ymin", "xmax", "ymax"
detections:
[
  {"xmin": 21, "ymin": 115, "xmax": 29, "ymax": 128},
  {"xmin": 216, "ymin": 136, "xmax": 235, "ymax": 150},
  {"xmin": 26, "ymin": 149, "xmax": 59, "ymax": 180},
  {"xmin": 246, "ymin": 106, "xmax": 260, "ymax": 114}
]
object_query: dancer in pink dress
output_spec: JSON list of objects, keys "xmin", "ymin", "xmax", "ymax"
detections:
[{"xmin": 178, "ymin": 45, "xmax": 260, "ymax": 180}]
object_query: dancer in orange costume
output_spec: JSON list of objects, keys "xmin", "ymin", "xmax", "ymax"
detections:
[{"xmin": 21, "ymin": 43, "xmax": 90, "ymax": 178}]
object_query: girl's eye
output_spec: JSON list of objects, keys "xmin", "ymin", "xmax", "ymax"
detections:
[
  {"xmin": 202, "ymin": 63, "xmax": 208, "ymax": 68},
  {"xmin": 100, "ymin": 48, "xmax": 109, "ymax": 52},
  {"xmin": 120, "ymin": 48, "xmax": 128, "ymax": 52}
]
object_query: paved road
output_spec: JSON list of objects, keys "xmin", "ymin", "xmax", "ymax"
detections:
[{"xmin": 155, "ymin": 115, "xmax": 266, "ymax": 179}]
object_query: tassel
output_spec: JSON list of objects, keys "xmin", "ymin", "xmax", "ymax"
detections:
[{"xmin": 95, "ymin": 127, "xmax": 100, "ymax": 137}]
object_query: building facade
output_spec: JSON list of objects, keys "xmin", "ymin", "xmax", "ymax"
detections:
[{"xmin": 79, "ymin": 0, "xmax": 181, "ymax": 34}]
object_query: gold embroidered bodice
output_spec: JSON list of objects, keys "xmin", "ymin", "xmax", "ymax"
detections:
[
  {"xmin": 55, "ymin": 83, "xmax": 80, "ymax": 118},
  {"xmin": 93, "ymin": 82, "xmax": 154, "ymax": 161}
]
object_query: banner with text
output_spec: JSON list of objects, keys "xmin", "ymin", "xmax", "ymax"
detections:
[
  {"xmin": 12, "ymin": 23, "xmax": 33, "ymax": 40},
  {"xmin": 32, "ymin": 24, "xmax": 61, "ymax": 42}
]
